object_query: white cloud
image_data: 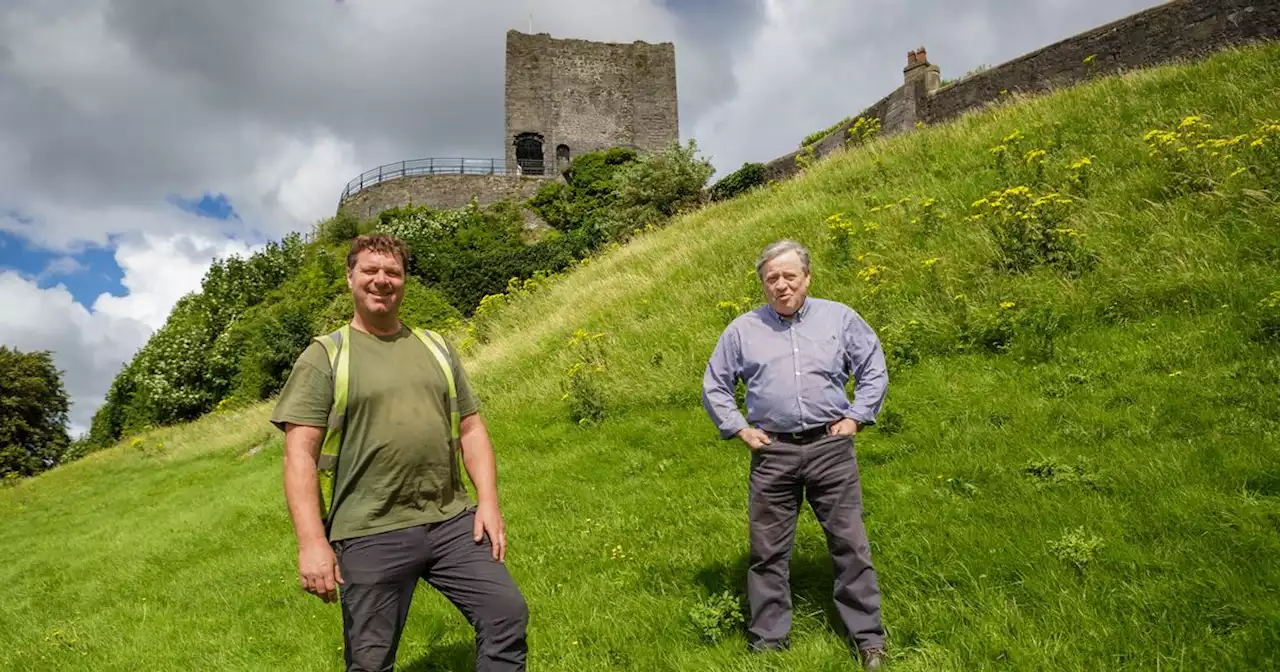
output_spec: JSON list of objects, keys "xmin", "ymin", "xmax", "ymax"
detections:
[
  {"xmin": 0, "ymin": 232, "xmax": 262, "ymax": 435},
  {"xmin": 92, "ymin": 233, "xmax": 261, "ymax": 331}
]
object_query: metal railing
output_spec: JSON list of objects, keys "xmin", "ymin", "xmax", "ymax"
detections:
[{"xmin": 339, "ymin": 157, "xmax": 552, "ymax": 201}]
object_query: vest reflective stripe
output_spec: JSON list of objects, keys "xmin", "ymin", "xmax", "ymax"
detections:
[
  {"xmin": 312, "ymin": 324, "xmax": 460, "ymax": 528},
  {"xmin": 410, "ymin": 327, "xmax": 461, "ymax": 453}
]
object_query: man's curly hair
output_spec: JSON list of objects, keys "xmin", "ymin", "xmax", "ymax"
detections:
[{"xmin": 347, "ymin": 233, "xmax": 411, "ymax": 272}]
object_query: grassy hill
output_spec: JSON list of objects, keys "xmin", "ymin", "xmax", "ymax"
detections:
[{"xmin": 4, "ymin": 43, "xmax": 1280, "ymax": 671}]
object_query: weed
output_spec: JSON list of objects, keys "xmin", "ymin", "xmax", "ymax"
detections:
[
  {"xmin": 562, "ymin": 329, "xmax": 608, "ymax": 426},
  {"xmin": 689, "ymin": 591, "xmax": 745, "ymax": 643},
  {"xmin": 1050, "ymin": 527, "xmax": 1105, "ymax": 572}
]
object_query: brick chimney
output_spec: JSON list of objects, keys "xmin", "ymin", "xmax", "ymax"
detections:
[{"xmin": 904, "ymin": 44, "xmax": 941, "ymax": 94}]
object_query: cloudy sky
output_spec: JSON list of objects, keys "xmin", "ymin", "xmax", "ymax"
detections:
[{"xmin": 0, "ymin": 0, "xmax": 1164, "ymax": 434}]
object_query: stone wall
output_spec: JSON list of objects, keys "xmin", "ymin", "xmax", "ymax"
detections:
[
  {"xmin": 763, "ymin": 0, "xmax": 1280, "ymax": 184},
  {"xmin": 504, "ymin": 30, "xmax": 679, "ymax": 171},
  {"xmin": 338, "ymin": 174, "xmax": 554, "ymax": 222}
]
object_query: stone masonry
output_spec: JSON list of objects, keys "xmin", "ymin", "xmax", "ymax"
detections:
[
  {"xmin": 504, "ymin": 30, "xmax": 679, "ymax": 172},
  {"xmin": 339, "ymin": 174, "xmax": 553, "ymax": 222}
]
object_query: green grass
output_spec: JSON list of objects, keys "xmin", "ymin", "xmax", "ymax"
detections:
[{"xmin": 5, "ymin": 44, "xmax": 1280, "ymax": 671}]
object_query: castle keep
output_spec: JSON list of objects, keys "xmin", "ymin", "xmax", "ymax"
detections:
[
  {"xmin": 337, "ymin": 30, "xmax": 679, "ymax": 220},
  {"xmin": 504, "ymin": 30, "xmax": 679, "ymax": 174}
]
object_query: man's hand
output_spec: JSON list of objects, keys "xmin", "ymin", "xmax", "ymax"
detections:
[
  {"xmin": 736, "ymin": 427, "xmax": 773, "ymax": 451},
  {"xmin": 474, "ymin": 501, "xmax": 507, "ymax": 563},
  {"xmin": 298, "ymin": 537, "xmax": 343, "ymax": 603},
  {"xmin": 829, "ymin": 418, "xmax": 859, "ymax": 437}
]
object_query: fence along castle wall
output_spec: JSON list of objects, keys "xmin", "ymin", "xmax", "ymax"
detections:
[{"xmin": 764, "ymin": 0, "xmax": 1280, "ymax": 183}]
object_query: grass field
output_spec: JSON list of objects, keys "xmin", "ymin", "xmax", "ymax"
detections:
[{"xmin": 4, "ymin": 44, "xmax": 1280, "ymax": 671}]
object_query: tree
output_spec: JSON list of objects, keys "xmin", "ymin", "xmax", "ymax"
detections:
[{"xmin": 0, "ymin": 346, "xmax": 71, "ymax": 477}]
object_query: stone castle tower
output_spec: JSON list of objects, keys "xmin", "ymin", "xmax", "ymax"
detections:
[{"xmin": 504, "ymin": 30, "xmax": 679, "ymax": 175}]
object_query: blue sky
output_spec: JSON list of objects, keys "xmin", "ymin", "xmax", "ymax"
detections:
[
  {"xmin": 0, "ymin": 229, "xmax": 126, "ymax": 307},
  {"xmin": 0, "ymin": 193, "xmax": 240, "ymax": 309}
]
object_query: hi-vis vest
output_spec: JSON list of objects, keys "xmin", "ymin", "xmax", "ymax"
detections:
[{"xmin": 313, "ymin": 324, "xmax": 462, "ymax": 531}]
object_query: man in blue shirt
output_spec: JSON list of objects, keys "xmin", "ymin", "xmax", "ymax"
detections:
[{"xmin": 702, "ymin": 239, "xmax": 889, "ymax": 670}]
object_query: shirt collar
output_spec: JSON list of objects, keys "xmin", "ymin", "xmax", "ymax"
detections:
[{"xmin": 765, "ymin": 297, "xmax": 811, "ymax": 325}]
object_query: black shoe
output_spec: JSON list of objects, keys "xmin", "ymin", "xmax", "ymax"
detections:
[
  {"xmin": 748, "ymin": 636, "xmax": 791, "ymax": 653},
  {"xmin": 860, "ymin": 647, "xmax": 887, "ymax": 670}
]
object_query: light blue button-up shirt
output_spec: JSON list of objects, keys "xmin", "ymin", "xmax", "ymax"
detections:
[{"xmin": 701, "ymin": 297, "xmax": 889, "ymax": 440}]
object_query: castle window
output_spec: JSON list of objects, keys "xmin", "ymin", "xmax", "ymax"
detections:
[
  {"xmin": 514, "ymin": 133, "xmax": 544, "ymax": 175},
  {"xmin": 556, "ymin": 144, "xmax": 570, "ymax": 162}
]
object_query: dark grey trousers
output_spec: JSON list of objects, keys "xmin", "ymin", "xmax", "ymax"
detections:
[
  {"xmin": 332, "ymin": 509, "xmax": 529, "ymax": 672},
  {"xmin": 747, "ymin": 432, "xmax": 884, "ymax": 651}
]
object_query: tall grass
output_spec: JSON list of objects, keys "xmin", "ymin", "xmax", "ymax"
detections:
[{"xmin": 3, "ymin": 44, "xmax": 1279, "ymax": 671}]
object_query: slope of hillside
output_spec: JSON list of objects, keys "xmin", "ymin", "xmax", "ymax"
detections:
[{"xmin": 4, "ymin": 44, "xmax": 1280, "ymax": 671}]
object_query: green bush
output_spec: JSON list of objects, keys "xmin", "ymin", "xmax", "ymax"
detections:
[
  {"xmin": 612, "ymin": 140, "xmax": 714, "ymax": 223},
  {"xmin": 378, "ymin": 201, "xmax": 588, "ymax": 316},
  {"xmin": 317, "ymin": 209, "xmax": 361, "ymax": 245},
  {"xmin": 121, "ymin": 293, "xmax": 217, "ymax": 429},
  {"xmin": 708, "ymin": 162, "xmax": 766, "ymax": 202},
  {"xmin": 526, "ymin": 147, "xmax": 639, "ymax": 233}
]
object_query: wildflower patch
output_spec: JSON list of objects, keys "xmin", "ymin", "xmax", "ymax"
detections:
[
  {"xmin": 562, "ymin": 328, "xmax": 609, "ymax": 426},
  {"xmin": 969, "ymin": 186, "xmax": 1094, "ymax": 276}
]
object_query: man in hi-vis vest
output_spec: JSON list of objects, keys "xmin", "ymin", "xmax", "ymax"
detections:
[{"xmin": 272, "ymin": 234, "xmax": 528, "ymax": 671}]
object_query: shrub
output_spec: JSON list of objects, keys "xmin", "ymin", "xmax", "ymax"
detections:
[
  {"xmin": 378, "ymin": 201, "xmax": 584, "ymax": 315},
  {"xmin": 612, "ymin": 140, "xmax": 715, "ymax": 223},
  {"xmin": 708, "ymin": 162, "xmax": 767, "ymax": 202}
]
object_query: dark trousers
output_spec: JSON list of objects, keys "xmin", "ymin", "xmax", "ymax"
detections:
[
  {"xmin": 747, "ymin": 432, "xmax": 884, "ymax": 651},
  {"xmin": 332, "ymin": 509, "xmax": 529, "ymax": 672}
]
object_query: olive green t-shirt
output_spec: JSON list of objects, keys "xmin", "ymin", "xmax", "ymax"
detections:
[{"xmin": 270, "ymin": 324, "xmax": 481, "ymax": 542}]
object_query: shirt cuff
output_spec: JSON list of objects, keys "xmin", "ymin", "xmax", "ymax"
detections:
[
  {"xmin": 844, "ymin": 411, "xmax": 875, "ymax": 426},
  {"xmin": 717, "ymin": 414, "xmax": 750, "ymax": 440}
]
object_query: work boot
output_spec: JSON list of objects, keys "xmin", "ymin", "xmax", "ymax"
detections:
[{"xmin": 860, "ymin": 647, "xmax": 887, "ymax": 671}]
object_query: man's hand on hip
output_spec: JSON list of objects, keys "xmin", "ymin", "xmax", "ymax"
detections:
[
  {"xmin": 474, "ymin": 501, "xmax": 508, "ymax": 563},
  {"xmin": 829, "ymin": 418, "xmax": 859, "ymax": 436},
  {"xmin": 298, "ymin": 537, "xmax": 343, "ymax": 603},
  {"xmin": 736, "ymin": 427, "xmax": 773, "ymax": 451}
]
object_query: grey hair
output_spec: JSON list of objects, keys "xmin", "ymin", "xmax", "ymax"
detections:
[{"xmin": 755, "ymin": 239, "xmax": 811, "ymax": 279}]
